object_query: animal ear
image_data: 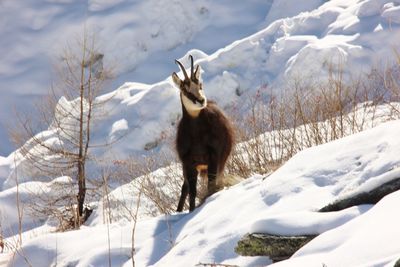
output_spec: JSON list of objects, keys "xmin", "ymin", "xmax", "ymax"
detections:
[
  {"xmin": 172, "ymin": 72, "xmax": 182, "ymax": 88},
  {"xmin": 194, "ymin": 65, "xmax": 201, "ymax": 81}
]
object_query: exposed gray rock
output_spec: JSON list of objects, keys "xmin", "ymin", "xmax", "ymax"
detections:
[
  {"xmin": 235, "ymin": 178, "xmax": 400, "ymax": 262},
  {"xmin": 144, "ymin": 140, "xmax": 159, "ymax": 151},
  {"xmin": 319, "ymin": 177, "xmax": 400, "ymax": 212},
  {"xmin": 235, "ymin": 233, "xmax": 316, "ymax": 262}
]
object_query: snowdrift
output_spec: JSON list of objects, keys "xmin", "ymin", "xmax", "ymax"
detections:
[
  {"xmin": 2, "ymin": 0, "xmax": 400, "ymax": 266},
  {"xmin": 3, "ymin": 0, "xmax": 400, "ymax": 187},
  {"xmin": 1, "ymin": 0, "xmax": 400, "ymax": 155},
  {"xmin": 6, "ymin": 119, "xmax": 400, "ymax": 267}
]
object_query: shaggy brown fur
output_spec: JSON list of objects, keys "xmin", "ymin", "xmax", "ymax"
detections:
[{"xmin": 172, "ymin": 56, "xmax": 234, "ymax": 212}]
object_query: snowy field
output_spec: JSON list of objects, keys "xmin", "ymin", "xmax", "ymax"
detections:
[
  {"xmin": 1, "ymin": 0, "xmax": 400, "ymax": 155},
  {"xmin": 1, "ymin": 0, "xmax": 400, "ymax": 266},
  {"xmin": 5, "ymin": 118, "xmax": 400, "ymax": 267}
]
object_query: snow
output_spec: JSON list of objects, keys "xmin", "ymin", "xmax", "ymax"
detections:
[
  {"xmin": 0, "ymin": 176, "xmax": 73, "ymax": 240},
  {"xmin": 382, "ymin": 3, "xmax": 400, "ymax": 23},
  {"xmin": 2, "ymin": 0, "xmax": 400, "ymax": 266},
  {"xmin": 263, "ymin": 0, "xmax": 324, "ymax": 26},
  {"xmin": 109, "ymin": 119, "xmax": 129, "ymax": 142},
  {"xmin": 5, "ymin": 118, "xmax": 400, "ymax": 266},
  {"xmin": 2, "ymin": 0, "xmax": 400, "ymax": 155},
  {"xmin": 272, "ymin": 191, "xmax": 400, "ymax": 267},
  {"xmin": 250, "ymin": 205, "xmax": 371, "ymax": 236},
  {"xmin": 0, "ymin": 0, "xmax": 269, "ymax": 155}
]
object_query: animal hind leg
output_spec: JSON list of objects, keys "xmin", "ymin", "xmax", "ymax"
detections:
[
  {"xmin": 177, "ymin": 180, "xmax": 189, "ymax": 212},
  {"xmin": 186, "ymin": 167, "xmax": 198, "ymax": 212},
  {"xmin": 207, "ymin": 162, "xmax": 218, "ymax": 197},
  {"xmin": 197, "ymin": 162, "xmax": 218, "ymax": 208}
]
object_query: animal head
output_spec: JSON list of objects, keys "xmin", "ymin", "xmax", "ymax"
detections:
[{"xmin": 172, "ymin": 55, "xmax": 207, "ymax": 116}]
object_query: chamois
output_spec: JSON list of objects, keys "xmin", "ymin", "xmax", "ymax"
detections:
[{"xmin": 172, "ymin": 55, "xmax": 234, "ymax": 212}]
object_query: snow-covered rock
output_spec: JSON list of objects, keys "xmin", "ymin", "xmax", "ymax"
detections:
[
  {"xmin": 7, "ymin": 119, "xmax": 400, "ymax": 267},
  {"xmin": 3, "ymin": 1, "xmax": 400, "ymax": 266}
]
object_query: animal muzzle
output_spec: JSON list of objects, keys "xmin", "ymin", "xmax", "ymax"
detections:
[
  {"xmin": 197, "ymin": 97, "xmax": 205, "ymax": 105},
  {"xmin": 192, "ymin": 95, "xmax": 206, "ymax": 108}
]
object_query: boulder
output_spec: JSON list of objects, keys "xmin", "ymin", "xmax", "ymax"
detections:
[
  {"xmin": 235, "ymin": 233, "xmax": 315, "ymax": 262},
  {"xmin": 320, "ymin": 177, "xmax": 400, "ymax": 212}
]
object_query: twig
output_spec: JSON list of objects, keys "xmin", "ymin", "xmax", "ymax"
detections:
[
  {"xmin": 196, "ymin": 263, "xmax": 239, "ymax": 267},
  {"xmin": 131, "ymin": 181, "xmax": 144, "ymax": 267}
]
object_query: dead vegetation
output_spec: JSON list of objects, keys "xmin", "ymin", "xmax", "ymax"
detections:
[
  {"xmin": 6, "ymin": 52, "xmax": 400, "ymax": 232},
  {"xmin": 226, "ymin": 62, "xmax": 400, "ymax": 178},
  {"xmin": 96, "ymin": 61, "xmax": 400, "ymax": 219}
]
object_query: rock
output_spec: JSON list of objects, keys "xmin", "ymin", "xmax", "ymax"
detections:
[
  {"xmin": 235, "ymin": 178, "xmax": 400, "ymax": 262},
  {"xmin": 319, "ymin": 177, "xmax": 400, "ymax": 212},
  {"xmin": 235, "ymin": 233, "xmax": 316, "ymax": 262},
  {"xmin": 144, "ymin": 140, "xmax": 159, "ymax": 151}
]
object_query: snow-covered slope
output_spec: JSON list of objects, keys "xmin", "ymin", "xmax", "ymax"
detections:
[
  {"xmin": 0, "ymin": 0, "xmax": 271, "ymax": 155},
  {"xmin": 1, "ymin": 0, "xmax": 400, "ymax": 155},
  {"xmin": 7, "ymin": 119, "xmax": 400, "ymax": 267},
  {"xmin": 2, "ymin": 1, "xmax": 400, "ymax": 266},
  {"xmin": 273, "ymin": 190, "xmax": 400, "ymax": 267},
  {"xmin": 3, "ymin": 0, "xmax": 400, "ymax": 184}
]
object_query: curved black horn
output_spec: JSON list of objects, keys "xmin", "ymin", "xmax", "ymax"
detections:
[
  {"xmin": 175, "ymin": 59, "xmax": 189, "ymax": 80},
  {"xmin": 189, "ymin": 55, "xmax": 194, "ymax": 79}
]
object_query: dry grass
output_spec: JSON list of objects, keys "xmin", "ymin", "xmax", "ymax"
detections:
[
  {"xmin": 226, "ymin": 63, "xmax": 400, "ymax": 178},
  {"xmin": 9, "ymin": 56, "xmax": 400, "ymax": 225},
  {"xmin": 105, "ymin": 62, "xmax": 400, "ymax": 215}
]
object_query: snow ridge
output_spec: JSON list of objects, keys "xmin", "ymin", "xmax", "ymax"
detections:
[{"xmin": 2, "ymin": 1, "xmax": 400, "ymax": 266}]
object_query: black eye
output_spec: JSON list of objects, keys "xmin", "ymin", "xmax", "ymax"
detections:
[{"xmin": 184, "ymin": 91, "xmax": 198, "ymax": 104}]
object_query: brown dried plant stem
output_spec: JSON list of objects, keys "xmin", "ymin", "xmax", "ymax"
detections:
[
  {"xmin": 227, "ymin": 60, "xmax": 400, "ymax": 178},
  {"xmin": 10, "ymin": 29, "xmax": 115, "ymax": 230}
]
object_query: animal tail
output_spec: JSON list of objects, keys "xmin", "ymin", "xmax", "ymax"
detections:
[{"xmin": 196, "ymin": 164, "xmax": 208, "ymax": 179}]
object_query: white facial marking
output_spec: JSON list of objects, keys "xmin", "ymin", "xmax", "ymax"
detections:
[{"xmin": 181, "ymin": 93, "xmax": 207, "ymax": 117}]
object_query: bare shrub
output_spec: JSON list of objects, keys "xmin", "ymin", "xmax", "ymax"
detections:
[
  {"xmin": 96, "ymin": 148, "xmax": 215, "ymax": 218},
  {"xmin": 9, "ymin": 30, "xmax": 116, "ymax": 230},
  {"xmin": 227, "ymin": 62, "xmax": 400, "ymax": 178},
  {"xmin": 121, "ymin": 61, "xmax": 400, "ymax": 215},
  {"xmin": 94, "ymin": 153, "xmax": 180, "ymax": 220}
]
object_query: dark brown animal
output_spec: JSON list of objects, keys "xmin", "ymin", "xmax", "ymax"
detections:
[{"xmin": 172, "ymin": 55, "xmax": 234, "ymax": 212}]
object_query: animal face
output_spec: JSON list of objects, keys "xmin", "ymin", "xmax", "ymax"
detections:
[{"xmin": 172, "ymin": 55, "xmax": 207, "ymax": 114}]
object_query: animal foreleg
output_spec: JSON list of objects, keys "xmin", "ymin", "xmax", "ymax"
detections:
[{"xmin": 177, "ymin": 180, "xmax": 189, "ymax": 212}]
